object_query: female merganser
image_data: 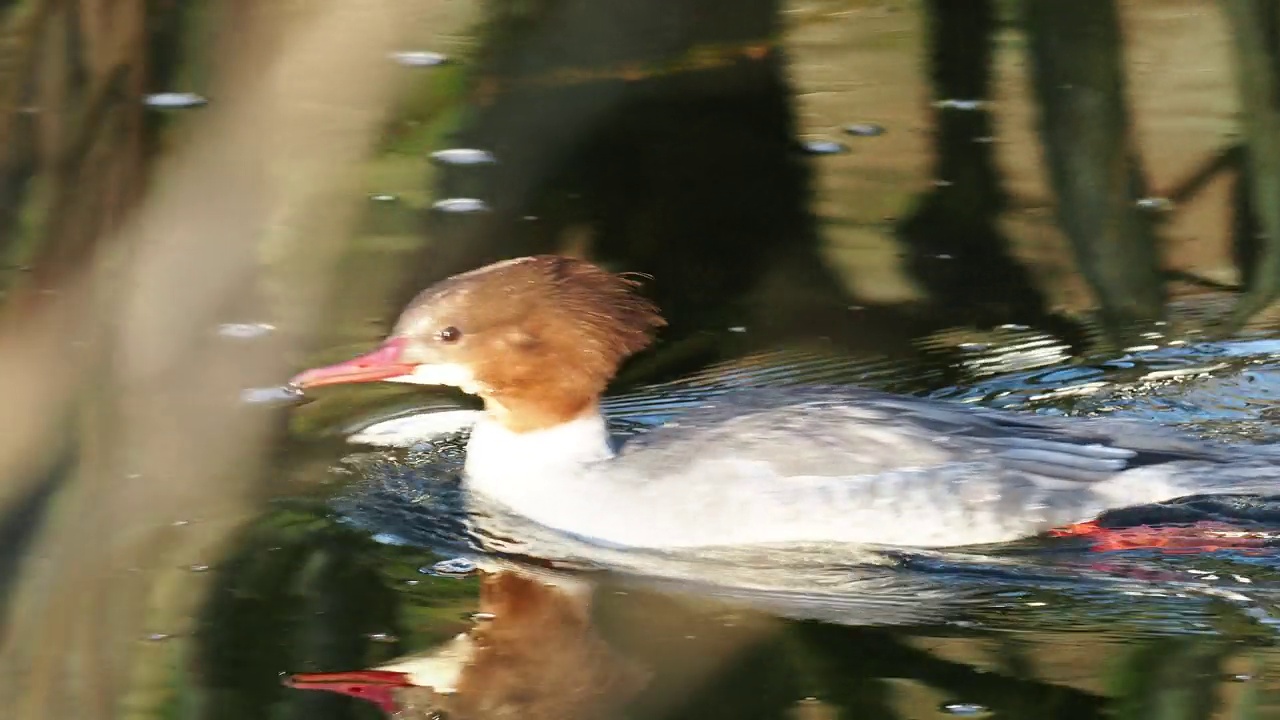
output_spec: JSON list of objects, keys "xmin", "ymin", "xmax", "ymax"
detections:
[{"xmin": 290, "ymin": 255, "xmax": 1280, "ymax": 550}]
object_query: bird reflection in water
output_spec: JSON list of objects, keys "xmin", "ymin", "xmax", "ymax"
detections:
[{"xmin": 286, "ymin": 570, "xmax": 653, "ymax": 719}]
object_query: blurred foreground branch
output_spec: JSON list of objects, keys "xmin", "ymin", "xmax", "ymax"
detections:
[{"xmin": 0, "ymin": 1, "xmax": 451, "ymax": 717}]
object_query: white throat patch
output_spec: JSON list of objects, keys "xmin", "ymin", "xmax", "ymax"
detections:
[{"xmin": 463, "ymin": 411, "xmax": 614, "ymax": 501}]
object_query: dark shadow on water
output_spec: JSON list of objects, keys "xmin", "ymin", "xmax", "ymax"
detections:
[
  {"xmin": 796, "ymin": 624, "xmax": 1106, "ymax": 719},
  {"xmin": 897, "ymin": 0, "xmax": 1058, "ymax": 330},
  {"xmin": 408, "ymin": 69, "xmax": 849, "ymax": 343},
  {"xmin": 1023, "ymin": 0, "xmax": 1165, "ymax": 338},
  {"xmin": 377, "ymin": 0, "xmax": 1114, "ymax": 390}
]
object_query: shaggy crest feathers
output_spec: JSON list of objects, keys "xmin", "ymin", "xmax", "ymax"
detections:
[{"xmin": 529, "ymin": 255, "xmax": 665, "ymax": 362}]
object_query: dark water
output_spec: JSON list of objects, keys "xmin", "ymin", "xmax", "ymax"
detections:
[{"xmin": 197, "ymin": 1, "xmax": 1280, "ymax": 718}]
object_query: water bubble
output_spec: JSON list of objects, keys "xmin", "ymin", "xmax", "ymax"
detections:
[
  {"xmin": 218, "ymin": 322, "xmax": 275, "ymax": 339},
  {"xmin": 369, "ymin": 193, "xmax": 399, "ymax": 203},
  {"xmin": 799, "ymin": 139, "xmax": 849, "ymax": 155},
  {"xmin": 430, "ymin": 148, "xmax": 498, "ymax": 166},
  {"xmin": 421, "ymin": 558, "xmax": 478, "ymax": 577},
  {"xmin": 940, "ymin": 702, "xmax": 991, "ymax": 717},
  {"xmin": 240, "ymin": 385, "xmax": 305, "ymax": 406},
  {"xmin": 144, "ymin": 92, "xmax": 208, "ymax": 109},
  {"xmin": 1136, "ymin": 196, "xmax": 1175, "ymax": 212},
  {"xmin": 844, "ymin": 123, "xmax": 886, "ymax": 137},
  {"xmin": 933, "ymin": 98, "xmax": 986, "ymax": 111},
  {"xmin": 431, "ymin": 198, "xmax": 490, "ymax": 214},
  {"xmin": 391, "ymin": 51, "xmax": 449, "ymax": 68}
]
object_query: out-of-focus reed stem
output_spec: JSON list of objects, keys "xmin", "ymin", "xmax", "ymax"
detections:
[{"xmin": 0, "ymin": 2, "xmax": 452, "ymax": 717}]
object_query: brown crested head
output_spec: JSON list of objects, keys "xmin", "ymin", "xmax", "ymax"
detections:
[
  {"xmin": 291, "ymin": 255, "xmax": 665, "ymax": 432},
  {"xmin": 395, "ymin": 255, "xmax": 665, "ymax": 430}
]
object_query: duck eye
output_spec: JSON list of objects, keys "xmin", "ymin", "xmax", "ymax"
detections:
[{"xmin": 436, "ymin": 326, "xmax": 462, "ymax": 344}]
